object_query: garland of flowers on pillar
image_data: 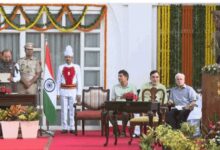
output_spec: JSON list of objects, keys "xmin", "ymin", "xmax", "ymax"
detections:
[
  {"xmin": 205, "ymin": 5, "xmax": 216, "ymax": 65},
  {"xmin": 157, "ymin": 6, "xmax": 161, "ymax": 81},
  {"xmin": 158, "ymin": 4, "xmax": 219, "ymax": 88},
  {"xmin": 0, "ymin": 5, "xmax": 106, "ymax": 32},
  {"xmin": 182, "ymin": 6, "xmax": 193, "ymax": 85},
  {"xmin": 170, "ymin": 5, "xmax": 182, "ymax": 87},
  {"xmin": 192, "ymin": 5, "xmax": 205, "ymax": 88},
  {"xmin": 157, "ymin": 5, "xmax": 170, "ymax": 87}
]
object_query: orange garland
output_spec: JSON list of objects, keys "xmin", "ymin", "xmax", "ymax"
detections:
[
  {"xmin": 66, "ymin": 5, "xmax": 107, "ymax": 32},
  {"xmin": 0, "ymin": 4, "xmax": 106, "ymax": 32},
  {"xmin": 182, "ymin": 6, "xmax": 193, "ymax": 85},
  {"xmin": 0, "ymin": 3, "xmax": 106, "ymax": 7},
  {"xmin": 0, "ymin": 6, "xmax": 19, "ymax": 30},
  {"xmin": 0, "ymin": 4, "xmax": 108, "ymax": 87},
  {"xmin": 19, "ymin": 6, "xmax": 64, "ymax": 31}
]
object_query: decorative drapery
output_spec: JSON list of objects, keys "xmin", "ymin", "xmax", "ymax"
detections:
[
  {"xmin": 0, "ymin": 4, "xmax": 108, "ymax": 88},
  {"xmin": 157, "ymin": 4, "xmax": 218, "ymax": 88},
  {"xmin": 0, "ymin": 4, "xmax": 107, "ymax": 32}
]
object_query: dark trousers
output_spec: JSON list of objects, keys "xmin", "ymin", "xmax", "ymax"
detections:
[
  {"xmin": 166, "ymin": 109, "xmax": 191, "ymax": 129},
  {"xmin": 108, "ymin": 111, "xmax": 129, "ymax": 134}
]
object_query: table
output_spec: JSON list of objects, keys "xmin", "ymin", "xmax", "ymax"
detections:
[
  {"xmin": 0, "ymin": 94, "xmax": 37, "ymax": 107},
  {"xmin": 103, "ymin": 101, "xmax": 160, "ymax": 146}
]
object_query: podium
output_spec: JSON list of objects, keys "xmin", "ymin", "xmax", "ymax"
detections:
[
  {"xmin": 202, "ymin": 73, "xmax": 220, "ymax": 127},
  {"xmin": 0, "ymin": 94, "xmax": 37, "ymax": 107}
]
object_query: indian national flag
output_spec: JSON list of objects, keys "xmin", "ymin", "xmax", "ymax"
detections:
[{"xmin": 43, "ymin": 42, "xmax": 57, "ymax": 124}]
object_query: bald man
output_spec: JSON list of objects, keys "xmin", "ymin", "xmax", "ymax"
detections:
[{"xmin": 166, "ymin": 73, "xmax": 197, "ymax": 129}]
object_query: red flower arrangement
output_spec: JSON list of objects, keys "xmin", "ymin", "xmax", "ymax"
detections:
[
  {"xmin": 122, "ymin": 92, "xmax": 138, "ymax": 101},
  {"xmin": 0, "ymin": 86, "xmax": 11, "ymax": 95}
]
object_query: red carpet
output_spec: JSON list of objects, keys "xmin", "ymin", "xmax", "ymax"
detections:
[
  {"xmin": 0, "ymin": 137, "xmax": 49, "ymax": 150},
  {"xmin": 49, "ymin": 130, "xmax": 140, "ymax": 150},
  {"xmin": 0, "ymin": 130, "xmax": 140, "ymax": 150}
]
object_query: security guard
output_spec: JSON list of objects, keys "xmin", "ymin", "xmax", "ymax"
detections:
[
  {"xmin": 56, "ymin": 45, "xmax": 82, "ymax": 134},
  {"xmin": 17, "ymin": 43, "xmax": 41, "ymax": 94}
]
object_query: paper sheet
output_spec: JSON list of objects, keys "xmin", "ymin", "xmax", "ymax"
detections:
[{"xmin": 0, "ymin": 73, "xmax": 11, "ymax": 83}]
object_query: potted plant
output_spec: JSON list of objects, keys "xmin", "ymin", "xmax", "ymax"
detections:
[
  {"xmin": 0, "ymin": 105, "xmax": 24, "ymax": 139},
  {"xmin": 18, "ymin": 106, "xmax": 40, "ymax": 139},
  {"xmin": 140, "ymin": 123, "xmax": 220, "ymax": 150}
]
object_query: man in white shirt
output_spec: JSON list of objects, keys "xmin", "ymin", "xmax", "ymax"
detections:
[
  {"xmin": 110, "ymin": 70, "xmax": 137, "ymax": 137},
  {"xmin": 56, "ymin": 45, "xmax": 82, "ymax": 134}
]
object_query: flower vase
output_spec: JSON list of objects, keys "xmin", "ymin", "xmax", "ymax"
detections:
[
  {"xmin": 1, "ymin": 121, "xmax": 19, "ymax": 139},
  {"xmin": 20, "ymin": 120, "xmax": 39, "ymax": 138}
]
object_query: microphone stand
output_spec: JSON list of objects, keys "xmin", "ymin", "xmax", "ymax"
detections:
[{"xmin": 37, "ymin": 78, "xmax": 54, "ymax": 137}]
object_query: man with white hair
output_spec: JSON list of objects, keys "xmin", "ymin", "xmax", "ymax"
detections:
[
  {"xmin": 56, "ymin": 45, "xmax": 82, "ymax": 134},
  {"xmin": 166, "ymin": 73, "xmax": 197, "ymax": 129}
]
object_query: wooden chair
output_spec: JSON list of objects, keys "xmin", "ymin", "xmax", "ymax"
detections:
[
  {"xmin": 74, "ymin": 87, "xmax": 110, "ymax": 135},
  {"xmin": 128, "ymin": 87, "xmax": 166, "ymax": 144}
]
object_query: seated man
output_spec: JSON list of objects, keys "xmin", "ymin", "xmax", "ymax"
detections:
[
  {"xmin": 133, "ymin": 70, "xmax": 167, "ymax": 137},
  {"xmin": 110, "ymin": 69, "xmax": 137, "ymax": 137},
  {"xmin": 138, "ymin": 70, "xmax": 167, "ymax": 103},
  {"xmin": 166, "ymin": 73, "xmax": 197, "ymax": 129}
]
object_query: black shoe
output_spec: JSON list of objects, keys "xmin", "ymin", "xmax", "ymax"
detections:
[
  {"xmin": 120, "ymin": 131, "xmax": 126, "ymax": 137},
  {"xmin": 132, "ymin": 134, "xmax": 139, "ymax": 138},
  {"xmin": 69, "ymin": 130, "xmax": 76, "ymax": 134},
  {"xmin": 61, "ymin": 130, "xmax": 68, "ymax": 134}
]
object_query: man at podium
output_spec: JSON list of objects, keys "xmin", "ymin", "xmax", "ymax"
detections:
[{"xmin": 0, "ymin": 49, "xmax": 20, "ymax": 93}]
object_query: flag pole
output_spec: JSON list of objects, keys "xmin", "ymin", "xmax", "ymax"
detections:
[{"xmin": 38, "ymin": 39, "xmax": 54, "ymax": 137}]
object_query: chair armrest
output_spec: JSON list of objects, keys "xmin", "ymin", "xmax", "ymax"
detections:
[
  {"xmin": 160, "ymin": 106, "xmax": 169, "ymax": 113},
  {"xmin": 73, "ymin": 102, "xmax": 82, "ymax": 108}
]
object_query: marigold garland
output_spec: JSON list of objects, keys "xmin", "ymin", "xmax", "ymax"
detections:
[
  {"xmin": 157, "ymin": 4, "xmax": 218, "ymax": 88},
  {"xmin": 45, "ymin": 6, "xmax": 87, "ymax": 32},
  {"xmin": 0, "ymin": 6, "xmax": 44, "ymax": 31},
  {"xmin": 66, "ymin": 5, "xmax": 107, "ymax": 32},
  {"xmin": 205, "ymin": 5, "xmax": 216, "ymax": 65},
  {"xmin": 157, "ymin": 6, "xmax": 170, "ymax": 87},
  {"xmin": 0, "ymin": 6, "xmax": 19, "ymax": 30},
  {"xmin": 20, "ymin": 5, "xmax": 64, "ymax": 31},
  {"xmin": 0, "ymin": 4, "xmax": 106, "ymax": 32}
]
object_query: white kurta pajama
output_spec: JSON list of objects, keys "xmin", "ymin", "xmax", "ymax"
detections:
[{"xmin": 56, "ymin": 63, "xmax": 82, "ymax": 130}]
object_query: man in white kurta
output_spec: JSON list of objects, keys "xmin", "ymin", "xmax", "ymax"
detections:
[{"xmin": 56, "ymin": 45, "xmax": 82, "ymax": 134}]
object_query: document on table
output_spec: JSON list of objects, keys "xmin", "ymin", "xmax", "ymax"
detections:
[
  {"xmin": 171, "ymin": 105, "xmax": 184, "ymax": 110},
  {"xmin": 0, "ymin": 73, "xmax": 11, "ymax": 83},
  {"xmin": 175, "ymin": 105, "xmax": 184, "ymax": 110}
]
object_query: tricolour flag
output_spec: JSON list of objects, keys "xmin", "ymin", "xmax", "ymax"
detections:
[{"xmin": 43, "ymin": 42, "xmax": 57, "ymax": 124}]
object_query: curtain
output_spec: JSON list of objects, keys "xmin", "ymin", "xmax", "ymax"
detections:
[
  {"xmin": 45, "ymin": 33, "xmax": 80, "ymax": 77},
  {"xmin": 0, "ymin": 33, "xmax": 19, "ymax": 61}
]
